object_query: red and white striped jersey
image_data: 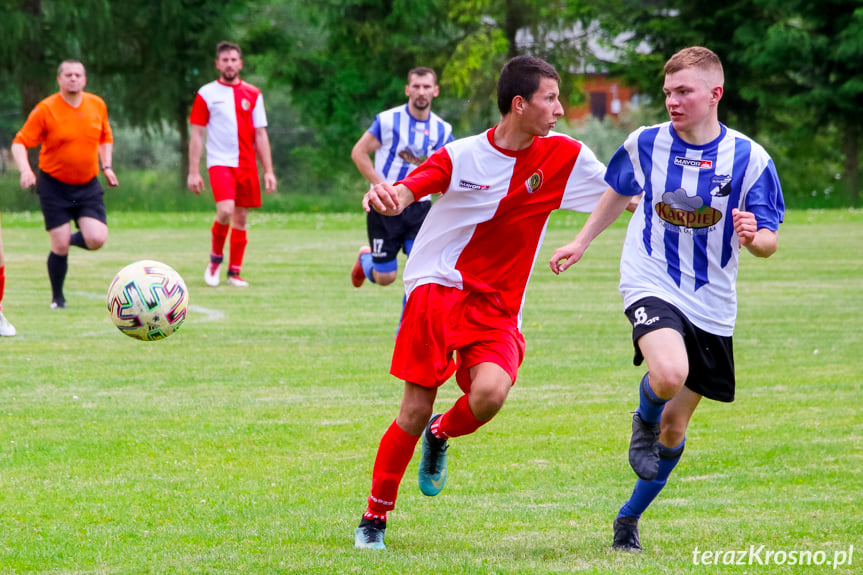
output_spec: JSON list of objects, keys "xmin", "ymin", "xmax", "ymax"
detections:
[
  {"xmin": 189, "ymin": 80, "xmax": 267, "ymax": 169},
  {"xmin": 400, "ymin": 126, "xmax": 608, "ymax": 327}
]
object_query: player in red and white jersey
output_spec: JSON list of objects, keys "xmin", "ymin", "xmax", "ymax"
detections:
[
  {"xmin": 188, "ymin": 41, "xmax": 277, "ymax": 288},
  {"xmin": 353, "ymin": 56, "xmax": 619, "ymax": 551}
]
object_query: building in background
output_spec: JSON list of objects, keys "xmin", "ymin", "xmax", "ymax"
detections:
[{"xmin": 516, "ymin": 21, "xmax": 644, "ymax": 123}]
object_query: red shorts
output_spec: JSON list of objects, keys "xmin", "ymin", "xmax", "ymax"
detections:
[
  {"xmin": 208, "ymin": 165, "xmax": 261, "ymax": 208},
  {"xmin": 391, "ymin": 283, "xmax": 526, "ymax": 390}
]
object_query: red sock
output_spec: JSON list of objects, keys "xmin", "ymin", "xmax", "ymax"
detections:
[
  {"xmin": 211, "ymin": 221, "xmax": 230, "ymax": 259},
  {"xmin": 366, "ymin": 420, "xmax": 421, "ymax": 518},
  {"xmin": 0, "ymin": 266, "xmax": 5, "ymax": 310},
  {"xmin": 434, "ymin": 394, "xmax": 486, "ymax": 439},
  {"xmin": 228, "ymin": 228, "xmax": 248, "ymax": 275}
]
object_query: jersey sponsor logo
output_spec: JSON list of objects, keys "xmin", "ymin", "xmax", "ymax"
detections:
[
  {"xmin": 674, "ymin": 156, "xmax": 713, "ymax": 169},
  {"xmin": 656, "ymin": 202, "xmax": 722, "ymax": 229},
  {"xmin": 656, "ymin": 188, "xmax": 722, "ymax": 229},
  {"xmin": 241, "ymin": 98, "xmax": 251, "ymax": 111},
  {"xmin": 710, "ymin": 174, "xmax": 732, "ymax": 197},
  {"xmin": 458, "ymin": 179, "xmax": 490, "ymax": 190},
  {"xmin": 525, "ymin": 170, "xmax": 544, "ymax": 193},
  {"xmin": 398, "ymin": 144, "xmax": 428, "ymax": 166}
]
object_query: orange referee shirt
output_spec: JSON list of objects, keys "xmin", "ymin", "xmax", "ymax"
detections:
[{"xmin": 13, "ymin": 92, "xmax": 113, "ymax": 185}]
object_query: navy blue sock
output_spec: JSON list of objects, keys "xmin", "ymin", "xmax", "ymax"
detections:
[
  {"xmin": 636, "ymin": 373, "xmax": 667, "ymax": 424},
  {"xmin": 618, "ymin": 439, "xmax": 685, "ymax": 519},
  {"xmin": 360, "ymin": 252, "xmax": 376, "ymax": 284}
]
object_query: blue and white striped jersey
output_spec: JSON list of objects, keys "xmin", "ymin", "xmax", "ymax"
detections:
[
  {"xmin": 605, "ymin": 122, "xmax": 785, "ymax": 335},
  {"xmin": 368, "ymin": 104, "xmax": 454, "ymax": 189}
]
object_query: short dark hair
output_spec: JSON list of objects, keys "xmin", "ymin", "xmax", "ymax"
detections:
[
  {"xmin": 216, "ymin": 41, "xmax": 242, "ymax": 58},
  {"xmin": 408, "ymin": 67, "xmax": 437, "ymax": 84},
  {"xmin": 497, "ymin": 56, "xmax": 560, "ymax": 115},
  {"xmin": 57, "ymin": 59, "xmax": 85, "ymax": 76}
]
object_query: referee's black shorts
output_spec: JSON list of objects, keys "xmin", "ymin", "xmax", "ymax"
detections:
[
  {"xmin": 37, "ymin": 170, "xmax": 107, "ymax": 231},
  {"xmin": 624, "ymin": 296, "xmax": 736, "ymax": 403}
]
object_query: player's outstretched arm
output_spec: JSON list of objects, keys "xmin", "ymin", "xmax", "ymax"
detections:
[
  {"xmin": 550, "ymin": 187, "xmax": 631, "ymax": 275},
  {"xmin": 732, "ymin": 208, "xmax": 777, "ymax": 258},
  {"xmin": 363, "ymin": 182, "xmax": 413, "ymax": 216}
]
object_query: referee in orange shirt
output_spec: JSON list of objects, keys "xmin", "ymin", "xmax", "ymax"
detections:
[{"xmin": 11, "ymin": 59, "xmax": 118, "ymax": 309}]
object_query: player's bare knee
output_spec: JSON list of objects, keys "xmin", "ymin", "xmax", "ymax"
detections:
[
  {"xmin": 373, "ymin": 271, "xmax": 397, "ymax": 286},
  {"xmin": 396, "ymin": 405, "xmax": 433, "ymax": 436},
  {"xmin": 87, "ymin": 234, "xmax": 108, "ymax": 250},
  {"xmin": 216, "ymin": 208, "xmax": 233, "ymax": 223},
  {"xmin": 648, "ymin": 366, "xmax": 688, "ymax": 399},
  {"xmin": 469, "ymin": 384, "xmax": 510, "ymax": 421}
]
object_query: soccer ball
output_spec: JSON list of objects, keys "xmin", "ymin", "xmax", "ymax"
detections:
[{"xmin": 107, "ymin": 260, "xmax": 189, "ymax": 341}]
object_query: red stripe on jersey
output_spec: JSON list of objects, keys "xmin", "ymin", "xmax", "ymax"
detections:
[
  {"xmin": 403, "ymin": 148, "xmax": 453, "ymax": 202},
  {"xmin": 232, "ymin": 82, "xmax": 260, "ymax": 169},
  {"xmin": 454, "ymin": 133, "xmax": 580, "ymax": 315},
  {"xmin": 189, "ymin": 93, "xmax": 209, "ymax": 126},
  {"xmin": 401, "ymin": 127, "xmax": 593, "ymax": 320}
]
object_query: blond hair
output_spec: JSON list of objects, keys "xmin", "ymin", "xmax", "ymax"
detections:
[{"xmin": 664, "ymin": 47, "xmax": 724, "ymax": 86}]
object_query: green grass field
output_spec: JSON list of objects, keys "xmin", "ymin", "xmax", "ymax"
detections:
[{"xmin": 0, "ymin": 209, "xmax": 860, "ymax": 574}]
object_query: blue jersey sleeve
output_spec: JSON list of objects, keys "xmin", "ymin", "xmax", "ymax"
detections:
[
  {"xmin": 604, "ymin": 145, "xmax": 643, "ymax": 197},
  {"xmin": 368, "ymin": 115, "xmax": 382, "ymax": 142},
  {"xmin": 744, "ymin": 159, "xmax": 785, "ymax": 230}
]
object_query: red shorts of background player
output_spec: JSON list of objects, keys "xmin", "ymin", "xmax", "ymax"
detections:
[
  {"xmin": 391, "ymin": 283, "xmax": 526, "ymax": 392},
  {"xmin": 208, "ymin": 165, "xmax": 261, "ymax": 208}
]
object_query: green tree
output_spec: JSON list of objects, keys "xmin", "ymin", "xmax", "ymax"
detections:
[
  {"xmin": 594, "ymin": 0, "xmax": 863, "ymax": 206},
  {"xmin": 101, "ymin": 0, "xmax": 245, "ymax": 183},
  {"xmin": 738, "ymin": 0, "xmax": 863, "ymax": 204},
  {"xmin": 0, "ymin": 0, "xmax": 113, "ymax": 165},
  {"xmin": 254, "ymin": 1, "xmax": 456, "ymax": 154}
]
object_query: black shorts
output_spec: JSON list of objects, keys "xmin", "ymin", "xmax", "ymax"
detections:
[
  {"xmin": 625, "ymin": 296, "xmax": 736, "ymax": 403},
  {"xmin": 37, "ymin": 170, "xmax": 107, "ymax": 231},
  {"xmin": 366, "ymin": 200, "xmax": 431, "ymax": 266}
]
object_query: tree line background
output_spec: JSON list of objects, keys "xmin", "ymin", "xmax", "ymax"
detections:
[{"xmin": 0, "ymin": 0, "xmax": 860, "ymax": 212}]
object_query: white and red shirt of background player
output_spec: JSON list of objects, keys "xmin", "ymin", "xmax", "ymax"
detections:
[
  {"xmin": 189, "ymin": 80, "xmax": 267, "ymax": 169},
  {"xmin": 398, "ymin": 126, "xmax": 609, "ymax": 329}
]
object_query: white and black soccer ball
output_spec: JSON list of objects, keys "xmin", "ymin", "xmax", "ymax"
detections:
[{"xmin": 107, "ymin": 260, "xmax": 189, "ymax": 341}]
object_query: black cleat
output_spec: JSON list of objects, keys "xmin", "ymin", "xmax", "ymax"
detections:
[
  {"xmin": 629, "ymin": 412, "xmax": 661, "ymax": 481},
  {"xmin": 612, "ymin": 516, "xmax": 642, "ymax": 552}
]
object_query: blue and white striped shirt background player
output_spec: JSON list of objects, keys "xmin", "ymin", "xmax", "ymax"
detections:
[
  {"xmin": 607, "ymin": 121, "xmax": 785, "ymax": 336},
  {"xmin": 550, "ymin": 45, "xmax": 786, "ymax": 554},
  {"xmin": 368, "ymin": 103, "xmax": 454, "ymax": 196},
  {"xmin": 350, "ymin": 69, "xmax": 454, "ymax": 295}
]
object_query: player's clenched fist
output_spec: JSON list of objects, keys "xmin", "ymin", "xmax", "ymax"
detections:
[{"xmin": 363, "ymin": 182, "xmax": 407, "ymax": 215}]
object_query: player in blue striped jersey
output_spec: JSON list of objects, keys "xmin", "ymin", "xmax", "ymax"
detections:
[
  {"xmin": 350, "ymin": 68, "xmax": 454, "ymax": 314},
  {"xmin": 549, "ymin": 46, "xmax": 785, "ymax": 552}
]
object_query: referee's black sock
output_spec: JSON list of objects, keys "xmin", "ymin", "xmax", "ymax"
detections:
[
  {"xmin": 70, "ymin": 231, "xmax": 89, "ymax": 249},
  {"xmin": 47, "ymin": 251, "xmax": 68, "ymax": 302}
]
